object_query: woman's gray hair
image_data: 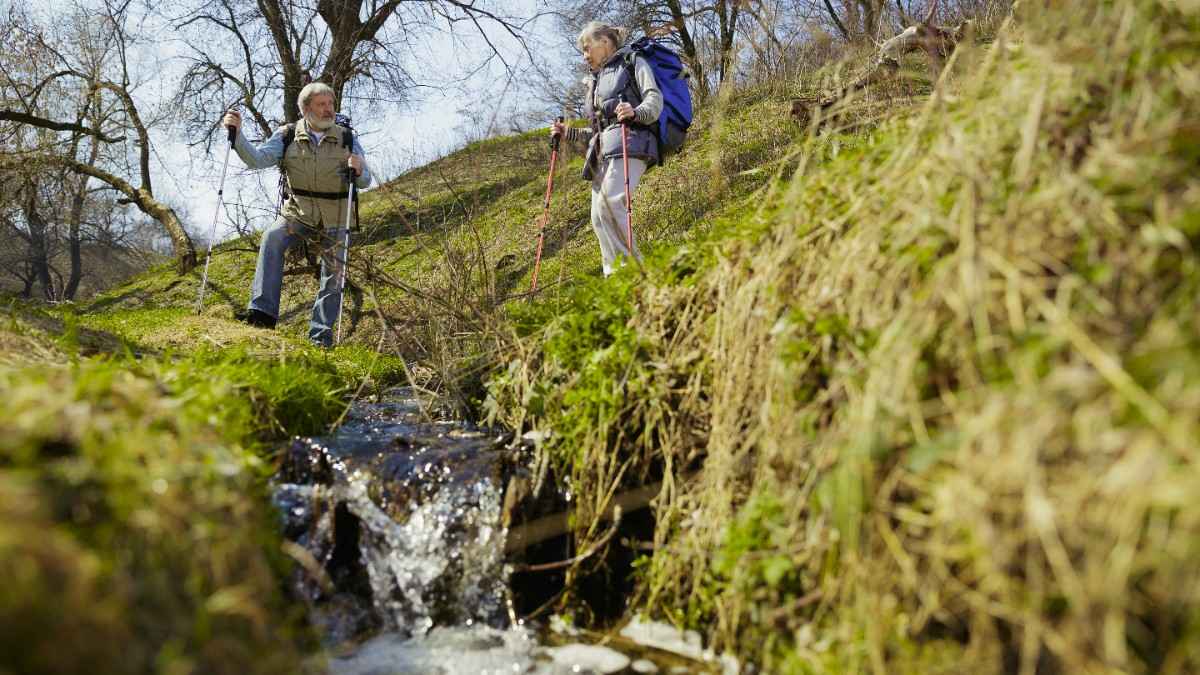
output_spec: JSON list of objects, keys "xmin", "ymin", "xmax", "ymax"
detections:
[
  {"xmin": 298, "ymin": 82, "xmax": 336, "ymax": 110},
  {"xmin": 577, "ymin": 21, "xmax": 628, "ymax": 51}
]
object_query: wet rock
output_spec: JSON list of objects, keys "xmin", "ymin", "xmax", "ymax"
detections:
[
  {"xmin": 272, "ymin": 483, "xmax": 317, "ymax": 538},
  {"xmin": 619, "ymin": 618, "xmax": 741, "ymax": 674},
  {"xmin": 280, "ymin": 437, "xmax": 335, "ymax": 484},
  {"xmin": 275, "ymin": 388, "xmax": 725, "ymax": 675},
  {"xmin": 310, "ymin": 593, "xmax": 377, "ymax": 647}
]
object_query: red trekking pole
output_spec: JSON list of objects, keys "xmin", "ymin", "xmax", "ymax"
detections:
[
  {"xmin": 618, "ymin": 98, "xmax": 634, "ymax": 255},
  {"xmin": 530, "ymin": 116, "xmax": 563, "ymax": 293}
]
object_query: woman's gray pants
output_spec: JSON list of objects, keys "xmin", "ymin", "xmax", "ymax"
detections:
[
  {"xmin": 591, "ymin": 156, "xmax": 646, "ymax": 276},
  {"xmin": 247, "ymin": 217, "xmax": 347, "ymax": 347}
]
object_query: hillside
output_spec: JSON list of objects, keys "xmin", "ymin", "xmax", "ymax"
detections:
[
  {"xmin": 2, "ymin": 0, "xmax": 1198, "ymax": 672},
  {"xmin": 480, "ymin": 2, "xmax": 1200, "ymax": 672}
]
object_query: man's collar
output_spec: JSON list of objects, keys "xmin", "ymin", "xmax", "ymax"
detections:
[{"xmin": 295, "ymin": 117, "xmax": 338, "ymax": 142}]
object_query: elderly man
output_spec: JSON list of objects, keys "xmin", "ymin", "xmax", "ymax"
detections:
[{"xmin": 222, "ymin": 82, "xmax": 372, "ymax": 348}]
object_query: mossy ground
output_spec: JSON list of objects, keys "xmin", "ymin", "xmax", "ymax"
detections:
[
  {"xmin": 5, "ymin": 0, "xmax": 1198, "ymax": 672},
  {"xmin": 0, "ymin": 298, "xmax": 405, "ymax": 673}
]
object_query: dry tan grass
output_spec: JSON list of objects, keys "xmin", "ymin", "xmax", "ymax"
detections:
[{"xmin": 489, "ymin": 1, "xmax": 1200, "ymax": 672}]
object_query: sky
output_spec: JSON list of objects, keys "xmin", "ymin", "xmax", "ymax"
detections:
[{"xmin": 25, "ymin": 0, "xmax": 570, "ymax": 244}]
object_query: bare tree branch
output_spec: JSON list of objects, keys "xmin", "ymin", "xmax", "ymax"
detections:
[
  {"xmin": 0, "ymin": 109, "xmax": 126, "ymax": 143},
  {"xmin": 0, "ymin": 151, "xmax": 196, "ymax": 272},
  {"xmin": 822, "ymin": 0, "xmax": 853, "ymax": 40}
]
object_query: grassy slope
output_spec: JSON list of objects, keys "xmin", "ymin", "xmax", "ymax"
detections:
[
  {"xmin": 1, "ymin": 43, "xmax": 801, "ymax": 674},
  {"xmin": 87, "ymin": 71, "xmax": 802, "ymax": 362},
  {"xmin": 5, "ymin": 0, "xmax": 1197, "ymax": 672},
  {"xmin": 483, "ymin": 2, "xmax": 1200, "ymax": 674}
]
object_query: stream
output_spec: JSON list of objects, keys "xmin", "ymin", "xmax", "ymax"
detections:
[{"xmin": 272, "ymin": 388, "xmax": 737, "ymax": 675}]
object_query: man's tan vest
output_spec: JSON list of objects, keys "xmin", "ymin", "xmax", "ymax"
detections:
[{"xmin": 281, "ymin": 119, "xmax": 356, "ymax": 229}]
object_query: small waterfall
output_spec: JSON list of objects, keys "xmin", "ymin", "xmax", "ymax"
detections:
[
  {"xmin": 272, "ymin": 387, "xmax": 735, "ymax": 674},
  {"xmin": 274, "ymin": 389, "xmax": 512, "ymax": 639}
]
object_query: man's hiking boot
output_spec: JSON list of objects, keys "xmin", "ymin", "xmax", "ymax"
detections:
[{"xmin": 235, "ymin": 308, "xmax": 277, "ymax": 329}]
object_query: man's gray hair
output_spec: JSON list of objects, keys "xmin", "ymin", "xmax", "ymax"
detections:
[
  {"xmin": 298, "ymin": 82, "xmax": 336, "ymax": 110},
  {"xmin": 577, "ymin": 21, "xmax": 627, "ymax": 51}
]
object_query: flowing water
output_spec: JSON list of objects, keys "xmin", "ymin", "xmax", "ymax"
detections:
[{"xmin": 273, "ymin": 388, "xmax": 735, "ymax": 675}]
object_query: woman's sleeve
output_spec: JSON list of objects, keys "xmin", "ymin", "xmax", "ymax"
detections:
[{"xmin": 632, "ymin": 57, "xmax": 663, "ymax": 125}]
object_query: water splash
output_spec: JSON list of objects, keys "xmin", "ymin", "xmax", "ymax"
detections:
[
  {"xmin": 273, "ymin": 388, "xmax": 732, "ymax": 674},
  {"xmin": 339, "ymin": 470, "xmax": 506, "ymax": 634},
  {"xmin": 274, "ymin": 388, "xmax": 511, "ymax": 638}
]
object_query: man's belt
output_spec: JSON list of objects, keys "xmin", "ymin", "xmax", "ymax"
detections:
[{"xmin": 290, "ymin": 187, "xmax": 347, "ymax": 200}]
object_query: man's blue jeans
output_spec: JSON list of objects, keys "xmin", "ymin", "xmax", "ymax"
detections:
[{"xmin": 247, "ymin": 217, "xmax": 348, "ymax": 347}]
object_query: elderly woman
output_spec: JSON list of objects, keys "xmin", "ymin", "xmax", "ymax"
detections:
[{"xmin": 552, "ymin": 21, "xmax": 662, "ymax": 276}]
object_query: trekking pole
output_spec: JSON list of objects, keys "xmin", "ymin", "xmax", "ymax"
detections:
[
  {"xmin": 195, "ymin": 121, "xmax": 237, "ymax": 314},
  {"xmin": 334, "ymin": 171, "xmax": 357, "ymax": 346},
  {"xmin": 530, "ymin": 116, "xmax": 564, "ymax": 294},
  {"xmin": 618, "ymin": 97, "xmax": 635, "ymax": 255}
]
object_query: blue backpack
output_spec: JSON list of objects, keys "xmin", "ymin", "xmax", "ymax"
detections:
[{"xmin": 624, "ymin": 37, "xmax": 693, "ymax": 160}]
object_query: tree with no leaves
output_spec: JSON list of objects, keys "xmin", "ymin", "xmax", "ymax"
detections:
[
  {"xmin": 0, "ymin": 0, "xmax": 199, "ymax": 273},
  {"xmin": 166, "ymin": 0, "xmax": 536, "ymax": 142}
]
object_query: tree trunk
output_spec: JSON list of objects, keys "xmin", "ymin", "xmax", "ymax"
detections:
[
  {"xmin": 823, "ymin": 0, "xmax": 853, "ymax": 40},
  {"xmin": 717, "ymin": 0, "xmax": 741, "ymax": 85},
  {"xmin": 65, "ymin": 119, "xmax": 100, "ymax": 300},
  {"xmin": 64, "ymin": 173, "xmax": 86, "ymax": 300},
  {"xmin": 317, "ymin": 0, "xmax": 401, "ymax": 110},
  {"xmin": 23, "ymin": 186, "xmax": 56, "ymax": 300},
  {"xmin": 665, "ymin": 0, "xmax": 709, "ymax": 99},
  {"xmin": 145, "ymin": 197, "xmax": 198, "ymax": 272},
  {"xmin": 258, "ymin": 0, "xmax": 305, "ymax": 123},
  {"xmin": 18, "ymin": 265, "xmax": 34, "ymax": 298},
  {"xmin": 861, "ymin": 0, "xmax": 880, "ymax": 39}
]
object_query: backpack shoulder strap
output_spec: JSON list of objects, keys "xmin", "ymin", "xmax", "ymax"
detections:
[
  {"xmin": 623, "ymin": 48, "xmax": 643, "ymax": 100},
  {"xmin": 276, "ymin": 124, "xmax": 296, "ymax": 216},
  {"xmin": 281, "ymin": 123, "xmax": 296, "ymax": 159}
]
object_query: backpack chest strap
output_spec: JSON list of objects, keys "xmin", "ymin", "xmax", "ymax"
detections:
[{"xmin": 290, "ymin": 187, "xmax": 347, "ymax": 200}]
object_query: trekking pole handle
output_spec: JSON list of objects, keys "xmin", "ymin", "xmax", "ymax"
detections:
[
  {"xmin": 550, "ymin": 116, "xmax": 564, "ymax": 151},
  {"xmin": 223, "ymin": 104, "xmax": 240, "ymax": 145}
]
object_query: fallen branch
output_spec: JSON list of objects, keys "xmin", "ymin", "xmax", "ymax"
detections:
[
  {"xmin": 509, "ymin": 508, "xmax": 623, "ymax": 573},
  {"xmin": 280, "ymin": 540, "xmax": 335, "ymax": 595},
  {"xmin": 504, "ymin": 481, "xmax": 663, "ymax": 555},
  {"xmin": 811, "ymin": 0, "xmax": 976, "ymax": 112}
]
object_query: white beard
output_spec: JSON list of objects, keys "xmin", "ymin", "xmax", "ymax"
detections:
[{"xmin": 306, "ymin": 113, "xmax": 335, "ymax": 131}]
